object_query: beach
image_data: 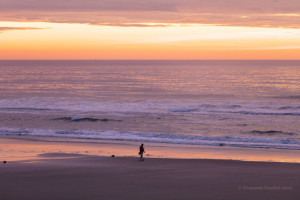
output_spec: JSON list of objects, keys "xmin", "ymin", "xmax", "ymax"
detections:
[
  {"xmin": 1, "ymin": 136, "xmax": 300, "ymax": 200},
  {"xmin": 1, "ymin": 150, "xmax": 299, "ymax": 200}
]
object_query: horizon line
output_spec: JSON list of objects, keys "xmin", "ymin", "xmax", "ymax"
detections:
[{"xmin": 1, "ymin": 59, "xmax": 300, "ymax": 61}]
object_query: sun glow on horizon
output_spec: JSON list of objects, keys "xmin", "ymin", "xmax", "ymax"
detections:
[{"xmin": 1, "ymin": 21, "xmax": 300, "ymax": 60}]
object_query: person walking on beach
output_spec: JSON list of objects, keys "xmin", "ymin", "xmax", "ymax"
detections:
[{"xmin": 139, "ymin": 144, "xmax": 145, "ymax": 161}]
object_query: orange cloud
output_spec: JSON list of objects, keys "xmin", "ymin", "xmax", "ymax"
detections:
[{"xmin": 0, "ymin": 27, "xmax": 45, "ymax": 33}]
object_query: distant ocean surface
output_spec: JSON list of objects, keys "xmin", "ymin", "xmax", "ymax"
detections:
[{"xmin": 1, "ymin": 60, "xmax": 300, "ymax": 150}]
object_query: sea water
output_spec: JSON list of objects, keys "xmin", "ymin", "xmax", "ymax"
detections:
[{"xmin": 0, "ymin": 60, "xmax": 300, "ymax": 151}]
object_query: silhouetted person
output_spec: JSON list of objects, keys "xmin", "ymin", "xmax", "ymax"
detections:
[{"xmin": 139, "ymin": 144, "xmax": 145, "ymax": 161}]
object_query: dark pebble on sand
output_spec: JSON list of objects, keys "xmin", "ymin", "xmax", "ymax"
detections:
[
  {"xmin": 111, "ymin": 155, "xmax": 115, "ymax": 157},
  {"xmin": 3, "ymin": 161, "xmax": 7, "ymax": 164}
]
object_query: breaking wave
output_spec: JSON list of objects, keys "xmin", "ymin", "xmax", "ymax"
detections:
[{"xmin": 1, "ymin": 128, "xmax": 300, "ymax": 150}]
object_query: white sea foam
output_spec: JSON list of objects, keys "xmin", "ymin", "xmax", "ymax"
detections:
[{"xmin": 1, "ymin": 128, "xmax": 300, "ymax": 150}]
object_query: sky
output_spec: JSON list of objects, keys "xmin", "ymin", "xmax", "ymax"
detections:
[{"xmin": 0, "ymin": 0, "xmax": 300, "ymax": 60}]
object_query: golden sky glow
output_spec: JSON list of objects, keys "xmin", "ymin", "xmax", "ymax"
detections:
[{"xmin": 1, "ymin": 0, "xmax": 300, "ymax": 59}]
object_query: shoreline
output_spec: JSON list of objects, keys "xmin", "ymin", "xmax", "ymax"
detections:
[{"xmin": 1, "ymin": 135, "xmax": 300, "ymax": 163}]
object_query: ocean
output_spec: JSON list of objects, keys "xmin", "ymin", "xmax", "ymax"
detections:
[{"xmin": 1, "ymin": 60, "xmax": 300, "ymax": 152}]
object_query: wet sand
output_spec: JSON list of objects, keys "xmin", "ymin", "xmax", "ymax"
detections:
[
  {"xmin": 1, "ymin": 152, "xmax": 299, "ymax": 200},
  {"xmin": 1, "ymin": 135, "xmax": 300, "ymax": 162}
]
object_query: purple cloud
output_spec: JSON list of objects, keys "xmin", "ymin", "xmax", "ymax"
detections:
[
  {"xmin": 0, "ymin": 0, "xmax": 299, "ymax": 28},
  {"xmin": 1, "ymin": 0, "xmax": 299, "ymax": 13},
  {"xmin": 0, "ymin": 0, "xmax": 176, "ymax": 12}
]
